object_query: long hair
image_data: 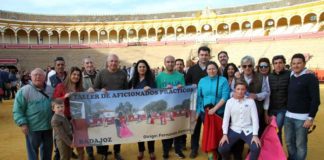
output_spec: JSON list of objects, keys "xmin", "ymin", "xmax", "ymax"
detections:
[
  {"xmin": 129, "ymin": 60, "xmax": 154, "ymax": 88},
  {"xmin": 223, "ymin": 63, "xmax": 239, "ymax": 80},
  {"xmin": 64, "ymin": 66, "xmax": 83, "ymax": 92},
  {"xmin": 257, "ymin": 57, "xmax": 272, "ymax": 73}
]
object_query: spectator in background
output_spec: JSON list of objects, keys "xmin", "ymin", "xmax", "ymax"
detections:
[{"xmin": 217, "ymin": 51, "xmax": 229, "ymax": 76}]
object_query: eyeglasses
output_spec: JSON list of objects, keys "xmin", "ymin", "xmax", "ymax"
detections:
[
  {"xmin": 242, "ymin": 65, "xmax": 253, "ymax": 68},
  {"xmin": 259, "ymin": 65, "xmax": 269, "ymax": 69}
]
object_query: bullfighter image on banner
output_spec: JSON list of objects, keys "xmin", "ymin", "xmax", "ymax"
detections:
[{"xmin": 69, "ymin": 86, "xmax": 197, "ymax": 147}]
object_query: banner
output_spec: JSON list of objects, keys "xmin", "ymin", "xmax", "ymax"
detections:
[{"xmin": 69, "ymin": 86, "xmax": 197, "ymax": 147}]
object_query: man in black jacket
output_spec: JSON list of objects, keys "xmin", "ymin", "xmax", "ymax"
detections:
[{"xmin": 185, "ymin": 46, "xmax": 210, "ymax": 158}]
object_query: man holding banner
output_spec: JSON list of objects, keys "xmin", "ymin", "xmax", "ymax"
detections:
[
  {"xmin": 156, "ymin": 55, "xmax": 186, "ymax": 160},
  {"xmin": 92, "ymin": 54, "xmax": 128, "ymax": 160}
]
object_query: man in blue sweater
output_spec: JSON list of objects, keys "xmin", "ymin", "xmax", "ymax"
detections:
[{"xmin": 285, "ymin": 53, "xmax": 320, "ymax": 160}]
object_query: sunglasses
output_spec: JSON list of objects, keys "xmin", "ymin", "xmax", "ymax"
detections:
[
  {"xmin": 259, "ymin": 65, "xmax": 269, "ymax": 69},
  {"xmin": 242, "ymin": 65, "xmax": 253, "ymax": 68}
]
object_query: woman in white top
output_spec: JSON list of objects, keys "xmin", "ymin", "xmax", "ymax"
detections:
[{"xmin": 218, "ymin": 80, "xmax": 261, "ymax": 160}]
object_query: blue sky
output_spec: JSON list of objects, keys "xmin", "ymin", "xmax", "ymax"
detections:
[{"xmin": 0, "ymin": 0, "xmax": 270, "ymax": 15}]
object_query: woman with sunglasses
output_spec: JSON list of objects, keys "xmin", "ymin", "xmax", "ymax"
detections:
[
  {"xmin": 231, "ymin": 56, "xmax": 269, "ymax": 159},
  {"xmin": 128, "ymin": 59, "xmax": 156, "ymax": 160}
]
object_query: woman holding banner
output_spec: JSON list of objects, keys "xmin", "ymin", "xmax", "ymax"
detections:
[
  {"xmin": 129, "ymin": 59, "xmax": 156, "ymax": 160},
  {"xmin": 196, "ymin": 61, "xmax": 230, "ymax": 160},
  {"xmin": 53, "ymin": 66, "xmax": 85, "ymax": 160}
]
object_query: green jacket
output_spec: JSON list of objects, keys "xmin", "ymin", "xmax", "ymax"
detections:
[{"xmin": 13, "ymin": 84, "xmax": 52, "ymax": 131}]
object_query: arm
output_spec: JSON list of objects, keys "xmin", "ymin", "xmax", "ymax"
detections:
[
  {"xmin": 92, "ymin": 71, "xmax": 101, "ymax": 90},
  {"xmin": 255, "ymin": 76, "xmax": 269, "ymax": 101},
  {"xmin": 222, "ymin": 101, "xmax": 231, "ymax": 135},
  {"xmin": 304, "ymin": 75, "xmax": 321, "ymax": 128},
  {"xmin": 13, "ymin": 90, "xmax": 28, "ymax": 132},
  {"xmin": 250, "ymin": 100, "xmax": 259, "ymax": 136},
  {"xmin": 210, "ymin": 80, "xmax": 229, "ymax": 114},
  {"xmin": 196, "ymin": 81, "xmax": 203, "ymax": 116},
  {"xmin": 51, "ymin": 118, "xmax": 72, "ymax": 146}
]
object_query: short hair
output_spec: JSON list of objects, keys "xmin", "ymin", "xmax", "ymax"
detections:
[
  {"xmin": 272, "ymin": 55, "xmax": 286, "ymax": 64},
  {"xmin": 175, "ymin": 59, "xmax": 184, "ymax": 64},
  {"xmin": 234, "ymin": 79, "xmax": 248, "ymax": 89},
  {"xmin": 291, "ymin": 53, "xmax": 306, "ymax": 63},
  {"xmin": 198, "ymin": 46, "xmax": 210, "ymax": 55},
  {"xmin": 241, "ymin": 55, "xmax": 255, "ymax": 67},
  {"xmin": 218, "ymin": 51, "xmax": 228, "ymax": 58},
  {"xmin": 31, "ymin": 68, "xmax": 46, "ymax": 76},
  {"xmin": 51, "ymin": 98, "xmax": 64, "ymax": 109},
  {"xmin": 54, "ymin": 57, "xmax": 64, "ymax": 62}
]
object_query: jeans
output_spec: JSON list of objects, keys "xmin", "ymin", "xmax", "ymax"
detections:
[
  {"xmin": 190, "ymin": 113, "xmax": 203, "ymax": 153},
  {"xmin": 162, "ymin": 136, "xmax": 183, "ymax": 155},
  {"xmin": 218, "ymin": 129, "xmax": 260, "ymax": 160},
  {"xmin": 138, "ymin": 141, "xmax": 155, "ymax": 153},
  {"xmin": 269, "ymin": 109, "xmax": 286, "ymax": 143},
  {"xmin": 26, "ymin": 129, "xmax": 53, "ymax": 160},
  {"xmin": 284, "ymin": 117, "xmax": 308, "ymax": 160}
]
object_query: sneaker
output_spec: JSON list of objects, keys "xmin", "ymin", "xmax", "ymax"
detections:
[
  {"xmin": 114, "ymin": 153, "xmax": 124, "ymax": 160},
  {"xmin": 71, "ymin": 151, "xmax": 79, "ymax": 159},
  {"xmin": 163, "ymin": 153, "xmax": 169, "ymax": 160},
  {"xmin": 88, "ymin": 154, "xmax": 95, "ymax": 160},
  {"xmin": 176, "ymin": 151, "xmax": 186, "ymax": 159},
  {"xmin": 189, "ymin": 151, "xmax": 198, "ymax": 159}
]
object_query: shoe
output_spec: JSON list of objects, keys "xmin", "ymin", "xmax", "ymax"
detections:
[
  {"xmin": 71, "ymin": 151, "xmax": 79, "ymax": 159},
  {"xmin": 149, "ymin": 154, "xmax": 156, "ymax": 160},
  {"xmin": 176, "ymin": 151, "xmax": 186, "ymax": 159},
  {"xmin": 99, "ymin": 155, "xmax": 108, "ymax": 160},
  {"xmin": 137, "ymin": 152, "xmax": 144, "ymax": 160},
  {"xmin": 88, "ymin": 154, "xmax": 95, "ymax": 160},
  {"xmin": 114, "ymin": 153, "xmax": 124, "ymax": 160},
  {"xmin": 108, "ymin": 151, "xmax": 113, "ymax": 155},
  {"xmin": 189, "ymin": 151, "xmax": 198, "ymax": 159},
  {"xmin": 163, "ymin": 153, "xmax": 169, "ymax": 160}
]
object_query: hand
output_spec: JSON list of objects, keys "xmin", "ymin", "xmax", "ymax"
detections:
[
  {"xmin": 195, "ymin": 115, "xmax": 199, "ymax": 121},
  {"xmin": 64, "ymin": 92, "xmax": 74, "ymax": 98},
  {"xmin": 234, "ymin": 71, "xmax": 241, "ymax": 79},
  {"xmin": 248, "ymin": 93, "xmax": 257, "ymax": 100},
  {"xmin": 303, "ymin": 119, "xmax": 313, "ymax": 128},
  {"xmin": 219, "ymin": 135, "xmax": 229, "ymax": 146},
  {"xmin": 264, "ymin": 112, "xmax": 270, "ymax": 124},
  {"xmin": 20, "ymin": 124, "xmax": 29, "ymax": 135},
  {"xmin": 87, "ymin": 87, "xmax": 95, "ymax": 92},
  {"xmin": 176, "ymin": 84, "xmax": 183, "ymax": 89},
  {"xmin": 143, "ymin": 86, "xmax": 151, "ymax": 91},
  {"xmin": 166, "ymin": 85, "xmax": 173, "ymax": 89},
  {"xmin": 101, "ymin": 88, "xmax": 108, "ymax": 93},
  {"xmin": 208, "ymin": 108, "xmax": 216, "ymax": 115},
  {"xmin": 251, "ymin": 135, "xmax": 261, "ymax": 148}
]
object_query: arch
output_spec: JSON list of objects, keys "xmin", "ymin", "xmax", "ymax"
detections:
[
  {"xmin": 60, "ymin": 30, "xmax": 69, "ymax": 44},
  {"xmin": 320, "ymin": 12, "xmax": 324, "ymax": 22},
  {"xmin": 98, "ymin": 30, "xmax": 108, "ymax": 43},
  {"xmin": 4, "ymin": 28, "xmax": 15, "ymax": 44},
  {"xmin": 265, "ymin": 19, "xmax": 275, "ymax": 28},
  {"xmin": 80, "ymin": 30, "xmax": 88, "ymax": 44},
  {"xmin": 119, "ymin": 29, "xmax": 127, "ymax": 43},
  {"xmin": 242, "ymin": 21, "xmax": 251, "ymax": 30},
  {"xmin": 217, "ymin": 23, "xmax": 229, "ymax": 34},
  {"xmin": 277, "ymin": 17, "xmax": 288, "ymax": 27},
  {"xmin": 70, "ymin": 30, "xmax": 79, "ymax": 44},
  {"xmin": 128, "ymin": 29, "xmax": 137, "ymax": 42},
  {"xmin": 201, "ymin": 24, "xmax": 212, "ymax": 33},
  {"xmin": 16, "ymin": 29, "xmax": 28, "ymax": 44},
  {"xmin": 39, "ymin": 30, "xmax": 49, "ymax": 44},
  {"xmin": 290, "ymin": 15, "xmax": 302, "ymax": 26},
  {"xmin": 186, "ymin": 25, "xmax": 196, "ymax": 34},
  {"xmin": 157, "ymin": 27, "xmax": 165, "ymax": 41},
  {"xmin": 253, "ymin": 20, "xmax": 263, "ymax": 29},
  {"xmin": 230, "ymin": 22, "xmax": 240, "ymax": 31},
  {"xmin": 148, "ymin": 28, "xmax": 156, "ymax": 41},
  {"xmin": 304, "ymin": 13, "xmax": 317, "ymax": 24},
  {"xmin": 109, "ymin": 30, "xmax": 117, "ymax": 43},
  {"xmin": 51, "ymin": 30, "xmax": 59, "ymax": 44},
  {"xmin": 29, "ymin": 30, "xmax": 38, "ymax": 44},
  {"xmin": 138, "ymin": 29, "xmax": 147, "ymax": 42},
  {"xmin": 89, "ymin": 30, "xmax": 98, "ymax": 43},
  {"xmin": 176, "ymin": 26, "xmax": 185, "ymax": 36},
  {"xmin": 166, "ymin": 27, "xmax": 175, "ymax": 35}
]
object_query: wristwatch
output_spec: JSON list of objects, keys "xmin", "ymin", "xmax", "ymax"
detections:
[{"xmin": 307, "ymin": 117, "xmax": 314, "ymax": 121}]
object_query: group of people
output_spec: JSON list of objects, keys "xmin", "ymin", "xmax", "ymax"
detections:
[{"xmin": 12, "ymin": 46, "xmax": 320, "ymax": 160}]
